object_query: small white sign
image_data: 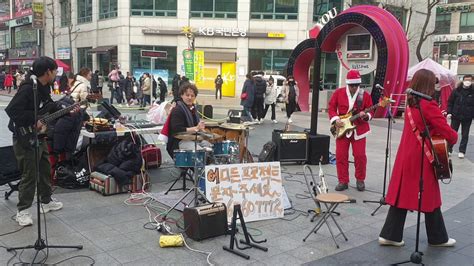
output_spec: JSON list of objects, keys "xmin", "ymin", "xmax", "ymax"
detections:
[{"xmin": 205, "ymin": 162, "xmax": 284, "ymax": 222}]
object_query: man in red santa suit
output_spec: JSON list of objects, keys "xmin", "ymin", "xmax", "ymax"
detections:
[{"xmin": 328, "ymin": 69, "xmax": 374, "ymax": 191}]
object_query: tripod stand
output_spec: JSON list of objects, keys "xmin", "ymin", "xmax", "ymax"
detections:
[
  {"xmin": 7, "ymin": 75, "xmax": 82, "ymax": 263},
  {"xmin": 363, "ymin": 103, "xmax": 395, "ymax": 216}
]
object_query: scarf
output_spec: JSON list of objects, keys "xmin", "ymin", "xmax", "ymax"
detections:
[{"xmin": 177, "ymin": 101, "xmax": 199, "ymax": 128}]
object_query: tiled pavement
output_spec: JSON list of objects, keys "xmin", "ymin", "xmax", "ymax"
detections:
[{"xmin": 0, "ymin": 95, "xmax": 473, "ymax": 265}]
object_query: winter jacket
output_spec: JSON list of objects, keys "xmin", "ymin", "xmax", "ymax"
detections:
[
  {"xmin": 240, "ymin": 79, "xmax": 255, "ymax": 108},
  {"xmin": 71, "ymin": 75, "xmax": 90, "ymax": 103},
  {"xmin": 90, "ymin": 73, "xmax": 99, "ymax": 91},
  {"xmin": 254, "ymin": 76, "xmax": 267, "ymax": 98},
  {"xmin": 282, "ymin": 82, "xmax": 300, "ymax": 104},
  {"xmin": 142, "ymin": 77, "xmax": 152, "ymax": 96},
  {"xmin": 108, "ymin": 69, "xmax": 120, "ymax": 82},
  {"xmin": 4, "ymin": 74, "xmax": 14, "ymax": 87},
  {"xmin": 15, "ymin": 73, "xmax": 24, "ymax": 87},
  {"xmin": 447, "ymin": 84, "xmax": 474, "ymax": 121},
  {"xmin": 264, "ymin": 82, "xmax": 278, "ymax": 105}
]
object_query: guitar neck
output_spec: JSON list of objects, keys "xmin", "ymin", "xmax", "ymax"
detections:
[
  {"xmin": 349, "ymin": 104, "xmax": 379, "ymax": 122},
  {"xmin": 40, "ymin": 100, "xmax": 85, "ymax": 124}
]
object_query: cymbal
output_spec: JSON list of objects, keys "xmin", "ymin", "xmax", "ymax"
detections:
[
  {"xmin": 174, "ymin": 131, "xmax": 222, "ymax": 141},
  {"xmin": 219, "ymin": 123, "xmax": 253, "ymax": 130}
]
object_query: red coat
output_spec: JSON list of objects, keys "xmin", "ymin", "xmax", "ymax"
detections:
[
  {"xmin": 4, "ymin": 74, "xmax": 14, "ymax": 87},
  {"xmin": 328, "ymin": 86, "xmax": 374, "ymax": 139},
  {"xmin": 385, "ymin": 100, "xmax": 458, "ymax": 212}
]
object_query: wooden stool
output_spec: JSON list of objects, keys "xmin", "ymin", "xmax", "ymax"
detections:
[{"xmin": 303, "ymin": 193, "xmax": 349, "ymax": 248}]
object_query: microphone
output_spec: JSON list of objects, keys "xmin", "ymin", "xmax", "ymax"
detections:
[
  {"xmin": 375, "ymin": 84, "xmax": 384, "ymax": 90},
  {"xmin": 406, "ymin": 88, "xmax": 432, "ymax": 101},
  {"xmin": 30, "ymin": 74, "xmax": 37, "ymax": 85}
]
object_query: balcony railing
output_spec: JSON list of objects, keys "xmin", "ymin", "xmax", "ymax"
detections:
[
  {"xmin": 78, "ymin": 16, "xmax": 92, "ymax": 24},
  {"xmin": 190, "ymin": 11, "xmax": 237, "ymax": 19},
  {"xmin": 130, "ymin": 9, "xmax": 177, "ymax": 17},
  {"xmin": 250, "ymin": 12, "xmax": 298, "ymax": 20},
  {"xmin": 99, "ymin": 11, "xmax": 117, "ymax": 20}
]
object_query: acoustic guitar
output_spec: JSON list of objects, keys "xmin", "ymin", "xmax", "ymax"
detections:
[
  {"xmin": 432, "ymin": 136, "xmax": 452, "ymax": 180},
  {"xmin": 330, "ymin": 97, "xmax": 391, "ymax": 139}
]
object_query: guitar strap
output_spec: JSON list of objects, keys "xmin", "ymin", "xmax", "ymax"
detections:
[
  {"xmin": 352, "ymin": 89, "xmax": 364, "ymax": 112},
  {"xmin": 406, "ymin": 107, "xmax": 434, "ymax": 164}
]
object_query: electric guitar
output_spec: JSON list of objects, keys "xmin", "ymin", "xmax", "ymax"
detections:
[
  {"xmin": 330, "ymin": 97, "xmax": 391, "ymax": 139},
  {"xmin": 17, "ymin": 100, "xmax": 87, "ymax": 144},
  {"xmin": 432, "ymin": 136, "xmax": 452, "ymax": 180}
]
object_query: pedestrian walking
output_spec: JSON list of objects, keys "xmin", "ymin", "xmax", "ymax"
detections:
[
  {"xmin": 71, "ymin": 67, "xmax": 92, "ymax": 103},
  {"xmin": 158, "ymin": 77, "xmax": 168, "ymax": 103},
  {"xmin": 240, "ymin": 73, "xmax": 255, "ymax": 120},
  {"xmin": 172, "ymin": 74, "xmax": 180, "ymax": 100},
  {"xmin": 263, "ymin": 77, "xmax": 278, "ymax": 123},
  {"xmin": 141, "ymin": 73, "xmax": 152, "ymax": 107},
  {"xmin": 97, "ymin": 72, "xmax": 104, "ymax": 95},
  {"xmin": 215, "ymin": 74, "xmax": 223, "ymax": 99},
  {"xmin": 4, "ymin": 72, "xmax": 14, "ymax": 94},
  {"xmin": 282, "ymin": 75, "xmax": 299, "ymax": 123},
  {"xmin": 252, "ymin": 73, "xmax": 267, "ymax": 123}
]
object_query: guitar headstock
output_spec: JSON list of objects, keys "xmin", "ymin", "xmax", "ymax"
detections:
[{"xmin": 379, "ymin": 97, "xmax": 392, "ymax": 108}]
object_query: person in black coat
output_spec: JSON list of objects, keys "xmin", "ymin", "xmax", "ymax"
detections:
[
  {"xmin": 172, "ymin": 74, "xmax": 181, "ymax": 100},
  {"xmin": 240, "ymin": 73, "xmax": 255, "ymax": 120},
  {"xmin": 90, "ymin": 70, "xmax": 99, "ymax": 93},
  {"xmin": 158, "ymin": 77, "xmax": 168, "ymax": 103},
  {"xmin": 447, "ymin": 74, "xmax": 474, "ymax": 158},
  {"xmin": 252, "ymin": 73, "xmax": 267, "ymax": 123},
  {"xmin": 166, "ymin": 83, "xmax": 204, "ymax": 157}
]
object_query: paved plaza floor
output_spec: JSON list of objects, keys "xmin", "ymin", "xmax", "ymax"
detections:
[{"xmin": 0, "ymin": 92, "xmax": 472, "ymax": 265}]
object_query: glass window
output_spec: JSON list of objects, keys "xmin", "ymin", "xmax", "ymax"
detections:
[
  {"xmin": 99, "ymin": 0, "xmax": 117, "ymax": 20},
  {"xmin": 60, "ymin": 0, "xmax": 71, "ymax": 27},
  {"xmin": 77, "ymin": 0, "xmax": 92, "ymax": 24},
  {"xmin": 190, "ymin": 0, "xmax": 237, "ymax": 19},
  {"xmin": 77, "ymin": 47, "xmax": 92, "ymax": 70},
  {"xmin": 385, "ymin": 5, "xmax": 407, "ymax": 28},
  {"xmin": 251, "ymin": 0, "xmax": 298, "ymax": 20},
  {"xmin": 130, "ymin": 45, "xmax": 177, "ymax": 85},
  {"xmin": 313, "ymin": 0, "xmax": 342, "ymax": 22},
  {"xmin": 435, "ymin": 13, "xmax": 451, "ymax": 34},
  {"xmin": 0, "ymin": 31, "xmax": 9, "ymax": 50},
  {"xmin": 14, "ymin": 25, "xmax": 37, "ymax": 48},
  {"xmin": 248, "ymin": 49, "xmax": 292, "ymax": 73},
  {"xmin": 131, "ymin": 0, "xmax": 177, "ymax": 17},
  {"xmin": 460, "ymin": 12, "xmax": 474, "ymax": 33}
]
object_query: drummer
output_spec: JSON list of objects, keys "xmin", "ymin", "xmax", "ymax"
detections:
[{"xmin": 166, "ymin": 83, "xmax": 210, "ymax": 157}]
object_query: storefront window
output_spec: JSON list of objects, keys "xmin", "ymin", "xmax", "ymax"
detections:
[
  {"xmin": 435, "ymin": 13, "xmax": 451, "ymax": 34},
  {"xmin": 131, "ymin": 0, "xmax": 177, "ymax": 17},
  {"xmin": 460, "ymin": 12, "xmax": 474, "ymax": 33},
  {"xmin": 14, "ymin": 25, "xmax": 36, "ymax": 48},
  {"xmin": 313, "ymin": 0, "xmax": 341, "ymax": 22},
  {"xmin": 99, "ymin": 0, "xmax": 117, "ymax": 20},
  {"xmin": 248, "ymin": 49, "xmax": 292, "ymax": 74},
  {"xmin": 0, "ymin": 30, "xmax": 9, "ymax": 50},
  {"xmin": 60, "ymin": 0, "xmax": 71, "ymax": 27},
  {"xmin": 250, "ymin": 0, "xmax": 298, "ymax": 20},
  {"xmin": 190, "ymin": 0, "xmax": 237, "ymax": 18},
  {"xmin": 130, "ymin": 45, "xmax": 177, "ymax": 84},
  {"xmin": 77, "ymin": 47, "xmax": 92, "ymax": 70},
  {"xmin": 77, "ymin": 0, "xmax": 92, "ymax": 24}
]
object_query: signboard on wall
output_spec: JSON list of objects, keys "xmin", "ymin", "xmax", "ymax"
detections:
[
  {"xmin": 57, "ymin": 48, "xmax": 70, "ymax": 60},
  {"xmin": 133, "ymin": 68, "xmax": 169, "ymax": 86},
  {"xmin": 183, "ymin": 49, "xmax": 194, "ymax": 80},
  {"xmin": 205, "ymin": 162, "xmax": 284, "ymax": 222},
  {"xmin": 222, "ymin": 62, "xmax": 236, "ymax": 97},
  {"xmin": 14, "ymin": 0, "xmax": 32, "ymax": 18},
  {"xmin": 194, "ymin": 50, "xmax": 204, "ymax": 83},
  {"xmin": 32, "ymin": 1, "xmax": 44, "ymax": 29}
]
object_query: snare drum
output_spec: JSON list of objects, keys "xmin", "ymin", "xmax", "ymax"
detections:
[
  {"xmin": 174, "ymin": 150, "xmax": 206, "ymax": 168},
  {"xmin": 213, "ymin": 140, "xmax": 239, "ymax": 156}
]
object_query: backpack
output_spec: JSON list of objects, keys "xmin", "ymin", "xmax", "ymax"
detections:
[{"xmin": 258, "ymin": 141, "xmax": 277, "ymax": 162}]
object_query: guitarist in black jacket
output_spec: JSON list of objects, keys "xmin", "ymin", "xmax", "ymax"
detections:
[{"xmin": 5, "ymin": 56, "xmax": 67, "ymax": 226}]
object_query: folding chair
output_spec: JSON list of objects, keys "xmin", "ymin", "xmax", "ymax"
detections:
[
  {"xmin": 303, "ymin": 193, "xmax": 349, "ymax": 248},
  {"xmin": 0, "ymin": 146, "xmax": 21, "ymax": 200}
]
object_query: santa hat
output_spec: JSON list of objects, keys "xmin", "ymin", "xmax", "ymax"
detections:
[
  {"xmin": 346, "ymin": 69, "xmax": 361, "ymax": 84},
  {"xmin": 158, "ymin": 115, "xmax": 171, "ymax": 143}
]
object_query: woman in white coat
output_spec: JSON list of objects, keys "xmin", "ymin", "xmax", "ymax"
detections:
[
  {"xmin": 71, "ymin": 67, "xmax": 92, "ymax": 103},
  {"xmin": 263, "ymin": 77, "xmax": 278, "ymax": 123}
]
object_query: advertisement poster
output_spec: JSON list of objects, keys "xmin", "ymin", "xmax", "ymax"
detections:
[
  {"xmin": 133, "ymin": 68, "xmax": 169, "ymax": 86},
  {"xmin": 193, "ymin": 50, "xmax": 204, "ymax": 83},
  {"xmin": 14, "ymin": 0, "xmax": 32, "ymax": 18},
  {"xmin": 32, "ymin": 1, "xmax": 44, "ymax": 29},
  {"xmin": 0, "ymin": 0, "xmax": 10, "ymax": 22},
  {"xmin": 205, "ymin": 162, "xmax": 284, "ymax": 222},
  {"xmin": 221, "ymin": 62, "xmax": 236, "ymax": 97},
  {"xmin": 183, "ymin": 49, "xmax": 194, "ymax": 81}
]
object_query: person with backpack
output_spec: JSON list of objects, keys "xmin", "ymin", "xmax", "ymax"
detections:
[
  {"xmin": 253, "ymin": 72, "xmax": 267, "ymax": 123},
  {"xmin": 328, "ymin": 69, "xmax": 373, "ymax": 192},
  {"xmin": 71, "ymin": 67, "xmax": 92, "ymax": 103},
  {"xmin": 215, "ymin": 74, "xmax": 223, "ymax": 99}
]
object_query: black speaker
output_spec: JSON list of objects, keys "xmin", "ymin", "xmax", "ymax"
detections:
[
  {"xmin": 272, "ymin": 130, "xmax": 308, "ymax": 163},
  {"xmin": 306, "ymin": 132, "xmax": 330, "ymax": 165},
  {"xmin": 183, "ymin": 203, "xmax": 227, "ymax": 241},
  {"xmin": 196, "ymin": 104, "xmax": 213, "ymax": 119},
  {"xmin": 227, "ymin": 109, "xmax": 252, "ymax": 123}
]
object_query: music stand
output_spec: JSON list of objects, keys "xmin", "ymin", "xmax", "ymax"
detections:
[{"xmin": 6, "ymin": 76, "xmax": 82, "ymax": 263}]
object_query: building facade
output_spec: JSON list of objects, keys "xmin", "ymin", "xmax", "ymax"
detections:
[
  {"xmin": 433, "ymin": 0, "xmax": 474, "ymax": 77},
  {"xmin": 43, "ymin": 0, "xmax": 436, "ymax": 95}
]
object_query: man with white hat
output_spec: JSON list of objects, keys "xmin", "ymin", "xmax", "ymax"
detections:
[{"xmin": 328, "ymin": 69, "xmax": 374, "ymax": 191}]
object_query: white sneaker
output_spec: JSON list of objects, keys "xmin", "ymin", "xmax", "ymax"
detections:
[
  {"xmin": 458, "ymin": 152, "xmax": 465, "ymax": 159},
  {"xmin": 430, "ymin": 238, "xmax": 456, "ymax": 247},
  {"xmin": 288, "ymin": 118, "xmax": 293, "ymax": 123},
  {"xmin": 40, "ymin": 198, "xmax": 63, "ymax": 214},
  {"xmin": 272, "ymin": 120, "xmax": 278, "ymax": 124},
  {"xmin": 16, "ymin": 210, "xmax": 33, "ymax": 226},
  {"xmin": 378, "ymin": 237, "xmax": 405, "ymax": 247}
]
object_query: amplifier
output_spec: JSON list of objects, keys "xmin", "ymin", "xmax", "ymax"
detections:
[
  {"xmin": 272, "ymin": 130, "xmax": 308, "ymax": 163},
  {"xmin": 306, "ymin": 132, "xmax": 330, "ymax": 165},
  {"xmin": 183, "ymin": 203, "xmax": 228, "ymax": 241},
  {"xmin": 227, "ymin": 109, "xmax": 252, "ymax": 124}
]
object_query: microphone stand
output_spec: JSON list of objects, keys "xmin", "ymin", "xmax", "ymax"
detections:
[
  {"xmin": 7, "ymin": 76, "xmax": 83, "ymax": 263},
  {"xmin": 394, "ymin": 98, "xmax": 431, "ymax": 265},
  {"xmin": 363, "ymin": 98, "xmax": 394, "ymax": 216}
]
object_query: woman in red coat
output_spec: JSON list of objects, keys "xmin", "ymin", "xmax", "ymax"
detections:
[
  {"xmin": 379, "ymin": 69, "xmax": 458, "ymax": 247},
  {"xmin": 4, "ymin": 72, "xmax": 14, "ymax": 94}
]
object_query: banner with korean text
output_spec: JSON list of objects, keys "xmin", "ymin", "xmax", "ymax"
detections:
[{"xmin": 205, "ymin": 162, "xmax": 284, "ymax": 222}]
